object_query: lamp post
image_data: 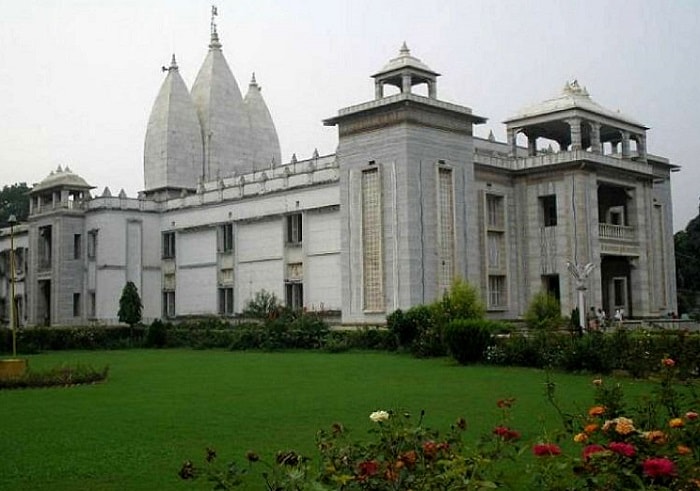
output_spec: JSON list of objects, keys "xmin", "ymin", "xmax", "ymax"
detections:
[{"xmin": 8, "ymin": 214, "xmax": 17, "ymax": 357}]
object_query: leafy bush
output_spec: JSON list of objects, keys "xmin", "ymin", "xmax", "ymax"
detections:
[
  {"xmin": 0, "ymin": 364, "xmax": 109, "ymax": 389},
  {"xmin": 145, "ymin": 319, "xmax": 168, "ymax": 348},
  {"xmin": 524, "ymin": 291, "xmax": 563, "ymax": 330},
  {"xmin": 0, "ymin": 326, "xmax": 145, "ymax": 353},
  {"xmin": 444, "ymin": 319, "xmax": 507, "ymax": 365},
  {"xmin": 242, "ymin": 290, "xmax": 282, "ymax": 320},
  {"xmin": 434, "ymin": 277, "xmax": 486, "ymax": 323}
]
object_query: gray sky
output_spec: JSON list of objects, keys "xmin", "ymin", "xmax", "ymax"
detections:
[{"xmin": 1, "ymin": 0, "xmax": 698, "ymax": 231}]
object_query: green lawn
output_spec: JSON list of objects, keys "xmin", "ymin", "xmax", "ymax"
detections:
[{"xmin": 0, "ymin": 350, "xmax": 651, "ymax": 490}]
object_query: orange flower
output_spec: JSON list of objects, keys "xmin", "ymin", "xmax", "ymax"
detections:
[
  {"xmin": 573, "ymin": 432, "xmax": 588, "ymax": 443},
  {"xmin": 644, "ymin": 430, "xmax": 668, "ymax": 444},
  {"xmin": 588, "ymin": 406, "xmax": 605, "ymax": 417},
  {"xmin": 584, "ymin": 423, "xmax": 599, "ymax": 434},
  {"xmin": 677, "ymin": 444, "xmax": 692, "ymax": 456},
  {"xmin": 670, "ymin": 418, "xmax": 684, "ymax": 428},
  {"xmin": 615, "ymin": 417, "xmax": 635, "ymax": 435}
]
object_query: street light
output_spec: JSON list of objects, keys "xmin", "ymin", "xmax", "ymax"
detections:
[{"xmin": 8, "ymin": 214, "xmax": 17, "ymax": 357}]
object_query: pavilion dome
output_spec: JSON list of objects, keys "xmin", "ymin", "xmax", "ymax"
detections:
[
  {"xmin": 506, "ymin": 80, "xmax": 646, "ymax": 128},
  {"xmin": 31, "ymin": 165, "xmax": 93, "ymax": 194}
]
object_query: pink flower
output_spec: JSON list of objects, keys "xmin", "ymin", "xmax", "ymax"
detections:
[
  {"xmin": 608, "ymin": 442, "xmax": 636, "ymax": 458},
  {"xmin": 642, "ymin": 457, "xmax": 676, "ymax": 478},
  {"xmin": 532, "ymin": 443, "xmax": 561, "ymax": 457},
  {"xmin": 661, "ymin": 358, "xmax": 675, "ymax": 367},
  {"xmin": 582, "ymin": 444, "xmax": 607, "ymax": 461}
]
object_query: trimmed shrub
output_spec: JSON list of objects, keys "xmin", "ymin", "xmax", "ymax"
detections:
[
  {"xmin": 435, "ymin": 278, "xmax": 486, "ymax": 323},
  {"xmin": 145, "ymin": 319, "xmax": 168, "ymax": 348},
  {"xmin": 524, "ymin": 291, "xmax": 563, "ymax": 330},
  {"xmin": 0, "ymin": 364, "xmax": 109, "ymax": 390},
  {"xmin": 444, "ymin": 319, "xmax": 506, "ymax": 364}
]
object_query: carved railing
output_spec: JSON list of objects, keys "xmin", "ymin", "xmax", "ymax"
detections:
[{"xmin": 599, "ymin": 223, "xmax": 635, "ymax": 240}]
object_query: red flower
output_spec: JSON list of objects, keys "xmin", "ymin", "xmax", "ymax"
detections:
[
  {"xmin": 493, "ymin": 426, "xmax": 521, "ymax": 441},
  {"xmin": 642, "ymin": 457, "xmax": 676, "ymax": 478},
  {"xmin": 532, "ymin": 443, "xmax": 561, "ymax": 457},
  {"xmin": 608, "ymin": 442, "xmax": 636, "ymax": 458},
  {"xmin": 497, "ymin": 397, "xmax": 516, "ymax": 408},
  {"xmin": 357, "ymin": 460, "xmax": 379, "ymax": 478},
  {"xmin": 422, "ymin": 441, "xmax": 438, "ymax": 459},
  {"xmin": 582, "ymin": 444, "xmax": 607, "ymax": 461},
  {"xmin": 686, "ymin": 411, "xmax": 699, "ymax": 421}
]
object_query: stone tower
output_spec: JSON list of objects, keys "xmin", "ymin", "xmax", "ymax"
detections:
[{"xmin": 325, "ymin": 44, "xmax": 486, "ymax": 324}]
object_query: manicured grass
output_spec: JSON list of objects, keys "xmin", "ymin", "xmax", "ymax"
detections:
[{"xmin": 0, "ymin": 350, "xmax": 651, "ymax": 490}]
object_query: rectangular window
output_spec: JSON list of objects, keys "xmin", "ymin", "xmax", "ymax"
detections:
[
  {"xmin": 541, "ymin": 195, "xmax": 557, "ymax": 227},
  {"xmin": 73, "ymin": 292, "xmax": 81, "ymax": 317},
  {"xmin": 218, "ymin": 287, "xmax": 234, "ymax": 315},
  {"xmin": 162, "ymin": 232, "xmax": 176, "ymax": 259},
  {"xmin": 219, "ymin": 223, "xmax": 234, "ymax": 252},
  {"xmin": 486, "ymin": 194, "xmax": 504, "ymax": 229},
  {"xmin": 162, "ymin": 291, "xmax": 175, "ymax": 318},
  {"xmin": 73, "ymin": 234, "xmax": 82, "ymax": 259},
  {"xmin": 362, "ymin": 168, "xmax": 383, "ymax": 312},
  {"xmin": 285, "ymin": 282, "xmax": 304, "ymax": 310},
  {"xmin": 286, "ymin": 213, "xmax": 303, "ymax": 244},
  {"xmin": 542, "ymin": 274, "xmax": 561, "ymax": 302},
  {"xmin": 488, "ymin": 275, "xmax": 506, "ymax": 309},
  {"xmin": 39, "ymin": 225, "xmax": 52, "ymax": 269},
  {"xmin": 87, "ymin": 230, "xmax": 97, "ymax": 259}
]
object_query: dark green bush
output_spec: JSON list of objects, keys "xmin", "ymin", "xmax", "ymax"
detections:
[
  {"xmin": 1, "ymin": 326, "xmax": 145, "ymax": 353},
  {"xmin": 145, "ymin": 319, "xmax": 168, "ymax": 348},
  {"xmin": 444, "ymin": 319, "xmax": 506, "ymax": 364}
]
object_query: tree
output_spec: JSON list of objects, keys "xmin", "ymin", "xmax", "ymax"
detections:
[
  {"xmin": 118, "ymin": 281, "xmax": 143, "ymax": 327},
  {"xmin": 0, "ymin": 182, "xmax": 31, "ymax": 227},
  {"xmin": 675, "ymin": 199, "xmax": 700, "ymax": 314}
]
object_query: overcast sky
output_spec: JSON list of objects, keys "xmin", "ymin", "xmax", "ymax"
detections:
[{"xmin": 1, "ymin": 0, "xmax": 698, "ymax": 231}]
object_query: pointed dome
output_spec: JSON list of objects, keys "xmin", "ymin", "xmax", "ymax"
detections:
[
  {"xmin": 191, "ymin": 25, "xmax": 252, "ymax": 180},
  {"xmin": 244, "ymin": 73, "xmax": 282, "ymax": 169},
  {"xmin": 144, "ymin": 55, "xmax": 203, "ymax": 191}
]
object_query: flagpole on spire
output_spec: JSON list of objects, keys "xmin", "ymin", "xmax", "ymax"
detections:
[{"xmin": 210, "ymin": 5, "xmax": 218, "ymax": 36}]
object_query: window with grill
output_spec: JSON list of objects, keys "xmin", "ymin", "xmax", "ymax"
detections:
[
  {"xmin": 286, "ymin": 214, "xmax": 302, "ymax": 244},
  {"xmin": 486, "ymin": 194, "xmax": 504, "ymax": 229},
  {"xmin": 162, "ymin": 232, "xmax": 176, "ymax": 258},
  {"xmin": 488, "ymin": 275, "xmax": 507, "ymax": 308},
  {"xmin": 437, "ymin": 167, "xmax": 455, "ymax": 293},
  {"xmin": 218, "ymin": 287, "xmax": 234, "ymax": 315},
  {"xmin": 87, "ymin": 230, "xmax": 97, "ymax": 259},
  {"xmin": 362, "ymin": 168, "xmax": 383, "ymax": 312},
  {"xmin": 285, "ymin": 282, "xmax": 304, "ymax": 310},
  {"xmin": 219, "ymin": 223, "xmax": 234, "ymax": 252},
  {"xmin": 163, "ymin": 291, "xmax": 175, "ymax": 318}
]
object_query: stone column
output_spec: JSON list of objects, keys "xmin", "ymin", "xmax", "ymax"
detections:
[
  {"xmin": 589, "ymin": 122, "xmax": 602, "ymax": 154},
  {"xmin": 402, "ymin": 74, "xmax": 411, "ymax": 94},
  {"xmin": 621, "ymin": 131, "xmax": 631, "ymax": 158},
  {"xmin": 527, "ymin": 133, "xmax": 537, "ymax": 156},
  {"xmin": 567, "ymin": 118, "xmax": 582, "ymax": 150},
  {"xmin": 374, "ymin": 80, "xmax": 383, "ymax": 100},
  {"xmin": 428, "ymin": 81, "xmax": 436, "ymax": 99},
  {"xmin": 637, "ymin": 134, "xmax": 647, "ymax": 162},
  {"xmin": 507, "ymin": 128, "xmax": 517, "ymax": 157}
]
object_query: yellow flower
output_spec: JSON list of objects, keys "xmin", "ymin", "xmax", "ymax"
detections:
[
  {"xmin": 669, "ymin": 418, "xmax": 684, "ymax": 428},
  {"xmin": 615, "ymin": 417, "xmax": 635, "ymax": 435},
  {"xmin": 588, "ymin": 406, "xmax": 605, "ymax": 417},
  {"xmin": 573, "ymin": 432, "xmax": 588, "ymax": 443}
]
